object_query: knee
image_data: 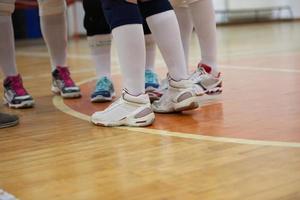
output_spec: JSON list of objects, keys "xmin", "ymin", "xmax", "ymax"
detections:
[
  {"xmin": 0, "ymin": 0, "xmax": 15, "ymax": 15},
  {"xmin": 170, "ymin": 0, "xmax": 203, "ymax": 8},
  {"xmin": 37, "ymin": 0, "xmax": 66, "ymax": 16}
]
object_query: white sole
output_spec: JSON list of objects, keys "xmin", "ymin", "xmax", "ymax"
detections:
[
  {"xmin": 206, "ymin": 86, "xmax": 223, "ymax": 95},
  {"xmin": 202, "ymin": 80, "xmax": 223, "ymax": 95},
  {"xmin": 51, "ymin": 86, "xmax": 81, "ymax": 99},
  {"xmin": 91, "ymin": 92, "xmax": 116, "ymax": 103},
  {"xmin": 91, "ymin": 112, "xmax": 155, "ymax": 127},
  {"xmin": 152, "ymin": 96, "xmax": 200, "ymax": 113},
  {"xmin": 174, "ymin": 96, "xmax": 199, "ymax": 112},
  {"xmin": 3, "ymin": 97, "xmax": 34, "ymax": 109}
]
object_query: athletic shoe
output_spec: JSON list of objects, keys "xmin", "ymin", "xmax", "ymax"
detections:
[
  {"xmin": 52, "ymin": 66, "xmax": 81, "ymax": 98},
  {"xmin": 145, "ymin": 69, "xmax": 162, "ymax": 102},
  {"xmin": 157, "ymin": 77, "xmax": 169, "ymax": 96},
  {"xmin": 91, "ymin": 76, "xmax": 115, "ymax": 103},
  {"xmin": 0, "ymin": 112, "xmax": 19, "ymax": 129},
  {"xmin": 152, "ymin": 75, "xmax": 205, "ymax": 113},
  {"xmin": 91, "ymin": 90, "xmax": 155, "ymax": 127},
  {"xmin": 3, "ymin": 74, "xmax": 34, "ymax": 108},
  {"xmin": 0, "ymin": 189, "xmax": 19, "ymax": 200},
  {"xmin": 190, "ymin": 63, "xmax": 222, "ymax": 95}
]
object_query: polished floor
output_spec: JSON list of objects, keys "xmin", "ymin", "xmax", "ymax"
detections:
[{"xmin": 0, "ymin": 21, "xmax": 300, "ymax": 200}]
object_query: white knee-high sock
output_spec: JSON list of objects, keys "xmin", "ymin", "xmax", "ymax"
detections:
[
  {"xmin": 188, "ymin": 0, "xmax": 218, "ymax": 74},
  {"xmin": 112, "ymin": 24, "xmax": 145, "ymax": 96},
  {"xmin": 0, "ymin": 13, "xmax": 18, "ymax": 77},
  {"xmin": 145, "ymin": 34, "xmax": 156, "ymax": 71},
  {"xmin": 146, "ymin": 10, "xmax": 188, "ymax": 80},
  {"xmin": 40, "ymin": 13, "xmax": 68, "ymax": 71},
  {"xmin": 173, "ymin": 7, "xmax": 194, "ymax": 67},
  {"xmin": 87, "ymin": 34, "xmax": 112, "ymax": 79}
]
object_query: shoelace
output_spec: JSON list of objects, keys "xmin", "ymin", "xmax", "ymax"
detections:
[
  {"xmin": 96, "ymin": 77, "xmax": 112, "ymax": 91},
  {"xmin": 9, "ymin": 75, "xmax": 27, "ymax": 96},
  {"xmin": 145, "ymin": 70, "xmax": 158, "ymax": 84},
  {"xmin": 58, "ymin": 67, "xmax": 74, "ymax": 87}
]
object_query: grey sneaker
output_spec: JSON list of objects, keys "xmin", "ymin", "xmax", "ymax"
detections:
[{"xmin": 0, "ymin": 112, "xmax": 19, "ymax": 128}]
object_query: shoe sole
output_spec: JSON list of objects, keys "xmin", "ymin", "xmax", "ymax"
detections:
[
  {"xmin": 91, "ymin": 112, "xmax": 155, "ymax": 127},
  {"xmin": 91, "ymin": 97, "xmax": 113, "ymax": 103},
  {"xmin": 0, "ymin": 119, "xmax": 19, "ymax": 129},
  {"xmin": 153, "ymin": 96, "xmax": 200, "ymax": 113},
  {"xmin": 201, "ymin": 82, "xmax": 223, "ymax": 95},
  {"xmin": 3, "ymin": 98, "xmax": 35, "ymax": 109},
  {"xmin": 52, "ymin": 86, "xmax": 81, "ymax": 99},
  {"xmin": 206, "ymin": 87, "xmax": 222, "ymax": 95},
  {"xmin": 91, "ymin": 93, "xmax": 116, "ymax": 103}
]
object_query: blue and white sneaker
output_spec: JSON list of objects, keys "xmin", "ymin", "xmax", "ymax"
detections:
[
  {"xmin": 91, "ymin": 76, "xmax": 115, "ymax": 103},
  {"xmin": 145, "ymin": 69, "xmax": 162, "ymax": 102}
]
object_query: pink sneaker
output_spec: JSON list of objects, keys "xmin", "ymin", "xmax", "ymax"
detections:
[
  {"xmin": 3, "ymin": 74, "xmax": 34, "ymax": 108},
  {"xmin": 51, "ymin": 66, "xmax": 81, "ymax": 98}
]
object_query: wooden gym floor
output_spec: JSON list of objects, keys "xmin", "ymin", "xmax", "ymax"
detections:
[{"xmin": 0, "ymin": 21, "xmax": 300, "ymax": 200}]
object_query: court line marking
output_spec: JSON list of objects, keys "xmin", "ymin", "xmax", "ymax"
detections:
[
  {"xmin": 53, "ymin": 82, "xmax": 300, "ymax": 148},
  {"xmin": 2, "ymin": 63, "xmax": 299, "ymax": 83},
  {"xmin": 15, "ymin": 51, "xmax": 300, "ymax": 74},
  {"xmin": 22, "ymin": 49, "xmax": 299, "ymax": 148},
  {"xmin": 16, "ymin": 45, "xmax": 300, "ymax": 60}
]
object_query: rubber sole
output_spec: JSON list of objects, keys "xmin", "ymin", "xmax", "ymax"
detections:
[
  {"xmin": 206, "ymin": 87, "xmax": 223, "ymax": 95},
  {"xmin": 153, "ymin": 96, "xmax": 200, "ymax": 113},
  {"xmin": 51, "ymin": 86, "xmax": 81, "ymax": 99},
  {"xmin": 91, "ymin": 112, "xmax": 155, "ymax": 127},
  {"xmin": 0, "ymin": 119, "xmax": 19, "ymax": 129},
  {"xmin": 3, "ymin": 98, "xmax": 34, "ymax": 109},
  {"xmin": 91, "ymin": 92, "xmax": 116, "ymax": 103}
]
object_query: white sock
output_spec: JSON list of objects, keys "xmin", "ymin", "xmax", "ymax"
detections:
[
  {"xmin": 0, "ymin": 13, "xmax": 18, "ymax": 77},
  {"xmin": 87, "ymin": 34, "xmax": 112, "ymax": 79},
  {"xmin": 188, "ymin": 0, "xmax": 218, "ymax": 74},
  {"xmin": 145, "ymin": 34, "xmax": 156, "ymax": 71},
  {"xmin": 112, "ymin": 24, "xmax": 145, "ymax": 96},
  {"xmin": 173, "ymin": 7, "xmax": 194, "ymax": 67},
  {"xmin": 40, "ymin": 13, "xmax": 68, "ymax": 71},
  {"xmin": 146, "ymin": 10, "xmax": 188, "ymax": 80}
]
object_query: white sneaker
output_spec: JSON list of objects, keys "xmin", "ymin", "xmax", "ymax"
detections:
[
  {"xmin": 190, "ymin": 63, "xmax": 222, "ymax": 95},
  {"xmin": 152, "ymin": 76, "xmax": 205, "ymax": 113},
  {"xmin": 0, "ymin": 189, "xmax": 18, "ymax": 200},
  {"xmin": 91, "ymin": 91, "xmax": 155, "ymax": 127}
]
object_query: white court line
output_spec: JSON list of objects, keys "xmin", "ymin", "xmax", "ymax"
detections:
[
  {"xmin": 10, "ymin": 63, "xmax": 299, "ymax": 82},
  {"xmin": 52, "ymin": 76, "xmax": 300, "ymax": 149},
  {"xmin": 16, "ymin": 48, "xmax": 300, "ymax": 148},
  {"xmin": 52, "ymin": 96, "xmax": 300, "ymax": 148},
  {"xmin": 220, "ymin": 65, "xmax": 300, "ymax": 73},
  {"xmin": 15, "ymin": 51, "xmax": 300, "ymax": 75}
]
